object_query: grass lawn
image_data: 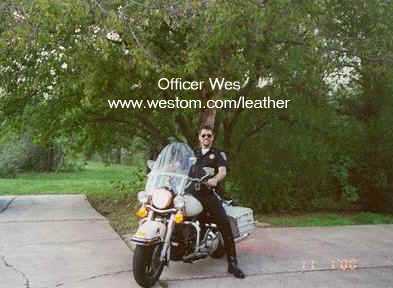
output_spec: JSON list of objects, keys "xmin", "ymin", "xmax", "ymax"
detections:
[
  {"xmin": 0, "ymin": 162, "xmax": 142, "ymax": 234},
  {"xmin": 257, "ymin": 212, "xmax": 393, "ymax": 227},
  {"xmin": 1, "ymin": 162, "xmax": 393, "ymax": 235},
  {"xmin": 0, "ymin": 162, "xmax": 135, "ymax": 196}
]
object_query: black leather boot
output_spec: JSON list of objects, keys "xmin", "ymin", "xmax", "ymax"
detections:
[{"xmin": 228, "ymin": 256, "xmax": 245, "ymax": 279}]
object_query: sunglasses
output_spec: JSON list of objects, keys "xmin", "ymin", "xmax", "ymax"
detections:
[{"xmin": 201, "ymin": 134, "xmax": 213, "ymax": 138}]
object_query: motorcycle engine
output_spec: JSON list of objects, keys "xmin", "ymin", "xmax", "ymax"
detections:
[
  {"xmin": 204, "ymin": 230, "xmax": 220, "ymax": 253},
  {"xmin": 170, "ymin": 223, "xmax": 197, "ymax": 261}
]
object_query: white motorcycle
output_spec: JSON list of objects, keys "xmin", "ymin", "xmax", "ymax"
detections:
[{"xmin": 131, "ymin": 142, "xmax": 255, "ymax": 288}]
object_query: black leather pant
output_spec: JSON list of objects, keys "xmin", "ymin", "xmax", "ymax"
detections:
[{"xmin": 193, "ymin": 188, "xmax": 237, "ymax": 260}]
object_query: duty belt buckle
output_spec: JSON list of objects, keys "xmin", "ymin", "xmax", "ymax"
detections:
[{"xmin": 195, "ymin": 183, "xmax": 200, "ymax": 191}]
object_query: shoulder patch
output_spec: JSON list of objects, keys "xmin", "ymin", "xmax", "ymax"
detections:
[{"xmin": 220, "ymin": 152, "xmax": 227, "ymax": 161}]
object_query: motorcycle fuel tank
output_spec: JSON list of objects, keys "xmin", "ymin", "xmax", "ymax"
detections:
[{"xmin": 183, "ymin": 194, "xmax": 203, "ymax": 217}]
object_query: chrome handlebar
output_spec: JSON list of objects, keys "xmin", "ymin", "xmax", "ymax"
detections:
[{"xmin": 184, "ymin": 173, "xmax": 210, "ymax": 188}]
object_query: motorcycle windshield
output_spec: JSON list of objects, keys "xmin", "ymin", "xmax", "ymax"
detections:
[{"xmin": 146, "ymin": 142, "xmax": 195, "ymax": 194}]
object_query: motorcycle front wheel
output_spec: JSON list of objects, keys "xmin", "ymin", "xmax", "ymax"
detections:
[{"xmin": 133, "ymin": 243, "xmax": 165, "ymax": 288}]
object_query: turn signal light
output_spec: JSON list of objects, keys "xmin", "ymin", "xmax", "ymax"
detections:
[
  {"xmin": 136, "ymin": 206, "xmax": 148, "ymax": 218},
  {"xmin": 175, "ymin": 212, "xmax": 184, "ymax": 224}
]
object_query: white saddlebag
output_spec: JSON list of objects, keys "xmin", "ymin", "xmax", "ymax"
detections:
[{"xmin": 224, "ymin": 205, "xmax": 256, "ymax": 239}]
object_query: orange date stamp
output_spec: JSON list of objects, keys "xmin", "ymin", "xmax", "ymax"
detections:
[{"xmin": 302, "ymin": 258, "xmax": 359, "ymax": 272}]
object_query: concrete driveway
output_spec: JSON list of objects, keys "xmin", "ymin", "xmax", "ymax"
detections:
[
  {"xmin": 1, "ymin": 195, "xmax": 393, "ymax": 288},
  {"xmin": 0, "ymin": 195, "xmax": 132, "ymax": 288}
]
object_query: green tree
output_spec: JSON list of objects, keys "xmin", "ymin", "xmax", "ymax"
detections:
[{"xmin": 1, "ymin": 0, "xmax": 393, "ymax": 211}]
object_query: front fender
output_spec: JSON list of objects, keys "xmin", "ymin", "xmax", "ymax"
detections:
[{"xmin": 131, "ymin": 220, "xmax": 167, "ymax": 246}]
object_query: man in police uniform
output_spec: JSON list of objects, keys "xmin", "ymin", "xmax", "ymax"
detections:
[{"xmin": 192, "ymin": 125, "xmax": 245, "ymax": 279}]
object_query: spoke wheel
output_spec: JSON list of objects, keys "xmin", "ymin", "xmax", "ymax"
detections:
[{"xmin": 133, "ymin": 244, "xmax": 165, "ymax": 287}]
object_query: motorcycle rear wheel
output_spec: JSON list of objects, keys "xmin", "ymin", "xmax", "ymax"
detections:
[{"xmin": 133, "ymin": 243, "xmax": 165, "ymax": 288}]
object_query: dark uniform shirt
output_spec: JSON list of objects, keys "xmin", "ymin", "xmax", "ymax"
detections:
[{"xmin": 190, "ymin": 147, "xmax": 228, "ymax": 195}]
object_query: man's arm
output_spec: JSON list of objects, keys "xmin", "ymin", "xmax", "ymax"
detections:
[
  {"xmin": 216, "ymin": 166, "xmax": 227, "ymax": 182},
  {"xmin": 207, "ymin": 148, "xmax": 228, "ymax": 187},
  {"xmin": 207, "ymin": 166, "xmax": 226, "ymax": 187}
]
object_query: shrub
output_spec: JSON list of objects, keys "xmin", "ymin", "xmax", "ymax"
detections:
[{"xmin": 0, "ymin": 137, "xmax": 26, "ymax": 178}]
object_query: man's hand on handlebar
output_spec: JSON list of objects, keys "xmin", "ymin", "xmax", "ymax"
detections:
[{"xmin": 206, "ymin": 177, "xmax": 218, "ymax": 187}]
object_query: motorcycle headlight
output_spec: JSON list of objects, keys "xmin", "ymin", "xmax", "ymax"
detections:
[
  {"xmin": 137, "ymin": 191, "xmax": 150, "ymax": 204},
  {"xmin": 151, "ymin": 188, "xmax": 173, "ymax": 209},
  {"xmin": 173, "ymin": 196, "xmax": 185, "ymax": 209}
]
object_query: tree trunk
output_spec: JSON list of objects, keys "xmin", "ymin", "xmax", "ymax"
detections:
[
  {"xmin": 47, "ymin": 144, "xmax": 55, "ymax": 172},
  {"xmin": 198, "ymin": 88, "xmax": 217, "ymax": 130},
  {"xmin": 199, "ymin": 108, "xmax": 216, "ymax": 129},
  {"xmin": 114, "ymin": 147, "xmax": 122, "ymax": 164}
]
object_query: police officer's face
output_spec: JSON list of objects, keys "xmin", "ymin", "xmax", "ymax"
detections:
[{"xmin": 199, "ymin": 129, "xmax": 214, "ymax": 148}]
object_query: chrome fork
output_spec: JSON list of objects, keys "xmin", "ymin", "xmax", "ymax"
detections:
[{"xmin": 160, "ymin": 214, "xmax": 175, "ymax": 262}]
